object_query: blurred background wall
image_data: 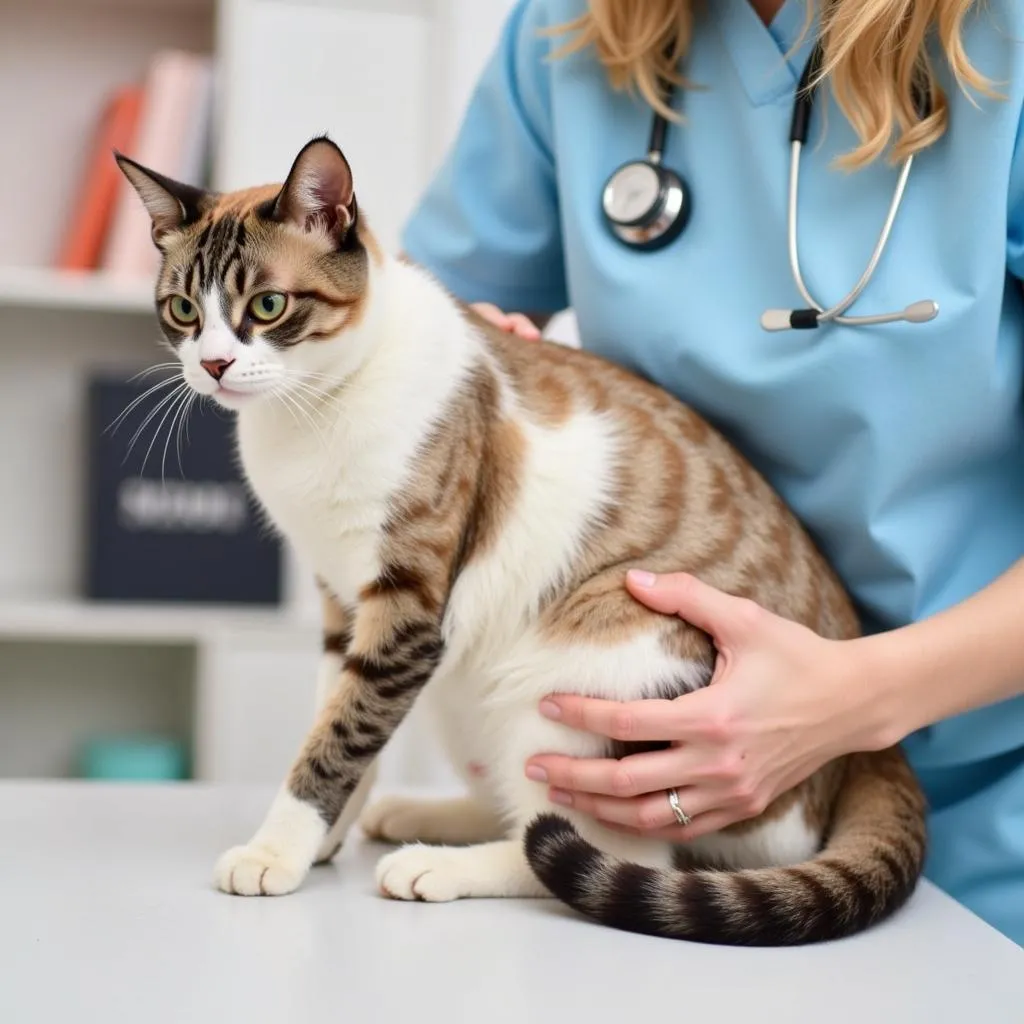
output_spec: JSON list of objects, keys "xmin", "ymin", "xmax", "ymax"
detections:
[{"xmin": 0, "ymin": 0, "xmax": 524, "ymax": 791}]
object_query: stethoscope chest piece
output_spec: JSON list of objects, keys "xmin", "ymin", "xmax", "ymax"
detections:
[{"xmin": 602, "ymin": 157, "xmax": 690, "ymax": 251}]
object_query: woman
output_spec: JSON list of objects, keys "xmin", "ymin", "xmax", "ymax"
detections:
[{"xmin": 401, "ymin": 0, "xmax": 1024, "ymax": 944}]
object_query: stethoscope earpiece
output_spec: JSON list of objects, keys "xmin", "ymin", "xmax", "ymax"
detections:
[
  {"xmin": 602, "ymin": 42, "xmax": 939, "ymax": 332},
  {"xmin": 760, "ymin": 299, "xmax": 939, "ymax": 332}
]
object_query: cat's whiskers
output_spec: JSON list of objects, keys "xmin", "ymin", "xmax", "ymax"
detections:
[
  {"xmin": 270, "ymin": 384, "xmax": 329, "ymax": 451},
  {"xmin": 107, "ymin": 373, "xmax": 182, "ymax": 436},
  {"xmin": 126, "ymin": 362, "xmax": 181, "ymax": 384},
  {"xmin": 146, "ymin": 384, "xmax": 193, "ymax": 481},
  {"xmin": 171, "ymin": 389, "xmax": 198, "ymax": 477},
  {"xmin": 287, "ymin": 378, "xmax": 344, "ymax": 418},
  {"xmin": 161, "ymin": 385, "xmax": 196, "ymax": 483},
  {"xmin": 124, "ymin": 382, "xmax": 190, "ymax": 462},
  {"xmin": 268, "ymin": 383, "xmax": 304, "ymax": 432},
  {"xmin": 294, "ymin": 371, "xmax": 348, "ymax": 401}
]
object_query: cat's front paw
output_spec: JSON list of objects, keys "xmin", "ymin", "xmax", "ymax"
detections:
[
  {"xmin": 375, "ymin": 845, "xmax": 467, "ymax": 902},
  {"xmin": 214, "ymin": 844, "xmax": 307, "ymax": 896}
]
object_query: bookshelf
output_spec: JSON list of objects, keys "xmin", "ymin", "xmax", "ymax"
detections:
[
  {"xmin": 0, "ymin": 0, "xmax": 488, "ymax": 791},
  {"xmin": 0, "ymin": 268, "xmax": 155, "ymax": 315}
]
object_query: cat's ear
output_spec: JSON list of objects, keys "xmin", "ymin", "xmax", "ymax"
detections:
[
  {"xmin": 114, "ymin": 152, "xmax": 209, "ymax": 245},
  {"xmin": 271, "ymin": 136, "xmax": 357, "ymax": 245}
]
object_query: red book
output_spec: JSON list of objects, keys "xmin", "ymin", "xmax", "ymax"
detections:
[{"xmin": 56, "ymin": 85, "xmax": 144, "ymax": 271}]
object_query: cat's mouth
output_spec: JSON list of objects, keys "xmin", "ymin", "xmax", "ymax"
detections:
[
  {"xmin": 185, "ymin": 379, "xmax": 261, "ymax": 408},
  {"xmin": 209, "ymin": 383, "xmax": 260, "ymax": 408}
]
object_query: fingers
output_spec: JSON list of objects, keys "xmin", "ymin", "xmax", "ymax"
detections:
[
  {"xmin": 470, "ymin": 302, "xmax": 505, "ymax": 325},
  {"xmin": 602, "ymin": 808, "xmax": 747, "ymax": 843},
  {"xmin": 548, "ymin": 785, "xmax": 715, "ymax": 834},
  {"xmin": 535, "ymin": 772, "xmax": 758, "ymax": 843},
  {"xmin": 505, "ymin": 312, "xmax": 542, "ymax": 340},
  {"xmin": 625, "ymin": 570, "xmax": 764, "ymax": 646},
  {"xmin": 526, "ymin": 747, "xmax": 684, "ymax": 799},
  {"xmin": 470, "ymin": 303, "xmax": 542, "ymax": 341},
  {"xmin": 539, "ymin": 694, "xmax": 685, "ymax": 743}
]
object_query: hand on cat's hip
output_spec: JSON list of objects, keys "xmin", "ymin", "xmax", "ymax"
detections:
[{"xmin": 524, "ymin": 571, "xmax": 891, "ymax": 842}]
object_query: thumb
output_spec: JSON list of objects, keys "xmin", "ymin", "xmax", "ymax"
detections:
[{"xmin": 625, "ymin": 570, "xmax": 747, "ymax": 645}]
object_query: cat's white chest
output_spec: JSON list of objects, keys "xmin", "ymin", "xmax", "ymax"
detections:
[{"xmin": 235, "ymin": 409, "xmax": 384, "ymax": 602}]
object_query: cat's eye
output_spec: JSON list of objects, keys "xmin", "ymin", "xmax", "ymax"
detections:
[
  {"xmin": 167, "ymin": 296, "xmax": 199, "ymax": 326},
  {"xmin": 249, "ymin": 292, "xmax": 288, "ymax": 323}
]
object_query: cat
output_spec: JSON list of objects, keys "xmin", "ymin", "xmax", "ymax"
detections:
[{"xmin": 115, "ymin": 136, "xmax": 926, "ymax": 946}]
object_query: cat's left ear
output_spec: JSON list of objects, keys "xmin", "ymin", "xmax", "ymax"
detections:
[
  {"xmin": 272, "ymin": 136, "xmax": 357, "ymax": 246},
  {"xmin": 114, "ymin": 152, "xmax": 209, "ymax": 245}
]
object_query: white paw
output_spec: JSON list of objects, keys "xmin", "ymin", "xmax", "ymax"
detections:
[
  {"xmin": 360, "ymin": 795, "xmax": 433, "ymax": 844},
  {"xmin": 375, "ymin": 845, "xmax": 468, "ymax": 902},
  {"xmin": 313, "ymin": 838, "xmax": 342, "ymax": 865},
  {"xmin": 213, "ymin": 844, "xmax": 308, "ymax": 896}
]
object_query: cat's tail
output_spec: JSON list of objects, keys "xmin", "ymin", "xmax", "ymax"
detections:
[{"xmin": 523, "ymin": 748, "xmax": 927, "ymax": 946}]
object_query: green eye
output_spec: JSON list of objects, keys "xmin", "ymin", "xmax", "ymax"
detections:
[
  {"xmin": 167, "ymin": 295, "xmax": 199, "ymax": 326},
  {"xmin": 249, "ymin": 292, "xmax": 288, "ymax": 323}
]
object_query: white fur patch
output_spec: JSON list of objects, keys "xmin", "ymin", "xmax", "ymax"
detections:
[
  {"xmin": 235, "ymin": 258, "xmax": 477, "ymax": 604},
  {"xmin": 441, "ymin": 408, "xmax": 620, "ymax": 667},
  {"xmin": 683, "ymin": 801, "xmax": 821, "ymax": 869},
  {"xmin": 426, "ymin": 632, "xmax": 704, "ymax": 872}
]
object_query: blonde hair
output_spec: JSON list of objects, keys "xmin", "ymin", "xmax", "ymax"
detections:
[{"xmin": 553, "ymin": 0, "xmax": 994, "ymax": 168}]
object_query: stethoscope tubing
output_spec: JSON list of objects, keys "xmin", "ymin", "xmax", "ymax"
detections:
[{"xmin": 602, "ymin": 41, "xmax": 940, "ymax": 332}]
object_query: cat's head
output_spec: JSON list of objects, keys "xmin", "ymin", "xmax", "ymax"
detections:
[{"xmin": 115, "ymin": 136, "xmax": 379, "ymax": 410}]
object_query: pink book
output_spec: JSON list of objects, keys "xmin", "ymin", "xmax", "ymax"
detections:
[{"xmin": 102, "ymin": 51, "xmax": 213, "ymax": 279}]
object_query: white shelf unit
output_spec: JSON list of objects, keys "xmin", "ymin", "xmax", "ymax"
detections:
[
  {"xmin": 0, "ymin": 0, "xmax": 489, "ymax": 789},
  {"xmin": 0, "ymin": 267, "xmax": 155, "ymax": 315}
]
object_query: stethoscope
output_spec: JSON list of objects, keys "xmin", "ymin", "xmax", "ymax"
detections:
[{"xmin": 600, "ymin": 43, "xmax": 940, "ymax": 332}]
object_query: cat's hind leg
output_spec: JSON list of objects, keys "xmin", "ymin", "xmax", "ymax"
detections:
[
  {"xmin": 374, "ymin": 617, "xmax": 710, "ymax": 903},
  {"xmin": 360, "ymin": 795, "xmax": 504, "ymax": 845},
  {"xmin": 375, "ymin": 838, "xmax": 548, "ymax": 901}
]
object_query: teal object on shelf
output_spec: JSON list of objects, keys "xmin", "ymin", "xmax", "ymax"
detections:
[{"xmin": 80, "ymin": 736, "xmax": 188, "ymax": 781}]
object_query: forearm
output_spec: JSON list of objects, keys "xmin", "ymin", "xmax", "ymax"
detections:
[{"xmin": 861, "ymin": 557, "xmax": 1024, "ymax": 743}]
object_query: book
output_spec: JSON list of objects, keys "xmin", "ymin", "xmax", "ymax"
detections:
[
  {"xmin": 101, "ymin": 50, "xmax": 214, "ymax": 280},
  {"xmin": 85, "ymin": 374, "xmax": 282, "ymax": 605},
  {"xmin": 55, "ymin": 85, "xmax": 144, "ymax": 271}
]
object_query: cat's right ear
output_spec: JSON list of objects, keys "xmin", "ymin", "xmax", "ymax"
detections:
[{"xmin": 113, "ymin": 152, "xmax": 209, "ymax": 246}]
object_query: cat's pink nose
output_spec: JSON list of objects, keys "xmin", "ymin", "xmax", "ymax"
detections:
[{"xmin": 200, "ymin": 358, "xmax": 234, "ymax": 382}]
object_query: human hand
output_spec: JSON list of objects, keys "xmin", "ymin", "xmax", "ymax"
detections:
[
  {"xmin": 470, "ymin": 302, "xmax": 542, "ymax": 341},
  {"xmin": 525, "ymin": 571, "xmax": 888, "ymax": 841}
]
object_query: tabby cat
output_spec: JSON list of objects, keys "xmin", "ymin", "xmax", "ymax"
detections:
[{"xmin": 116, "ymin": 136, "xmax": 926, "ymax": 945}]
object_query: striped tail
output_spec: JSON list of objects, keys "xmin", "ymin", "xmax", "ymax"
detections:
[{"xmin": 523, "ymin": 749, "xmax": 927, "ymax": 946}]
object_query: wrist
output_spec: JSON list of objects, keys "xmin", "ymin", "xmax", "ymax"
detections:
[
  {"xmin": 850, "ymin": 627, "xmax": 931, "ymax": 749},
  {"xmin": 820, "ymin": 635, "xmax": 909, "ymax": 753}
]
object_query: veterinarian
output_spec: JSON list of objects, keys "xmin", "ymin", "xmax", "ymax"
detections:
[{"xmin": 400, "ymin": 0, "xmax": 1024, "ymax": 945}]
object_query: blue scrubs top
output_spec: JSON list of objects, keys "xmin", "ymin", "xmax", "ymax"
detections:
[{"xmin": 401, "ymin": 0, "xmax": 1024, "ymax": 944}]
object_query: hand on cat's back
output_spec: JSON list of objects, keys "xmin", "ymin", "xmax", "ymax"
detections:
[
  {"xmin": 470, "ymin": 302, "xmax": 542, "ymax": 340},
  {"xmin": 525, "ymin": 570, "xmax": 897, "ymax": 842}
]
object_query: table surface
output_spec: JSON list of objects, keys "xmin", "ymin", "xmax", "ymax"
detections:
[{"xmin": 1, "ymin": 782, "xmax": 1021, "ymax": 1024}]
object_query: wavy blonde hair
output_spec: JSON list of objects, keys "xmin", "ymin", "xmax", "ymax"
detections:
[{"xmin": 554, "ymin": 0, "xmax": 994, "ymax": 168}]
